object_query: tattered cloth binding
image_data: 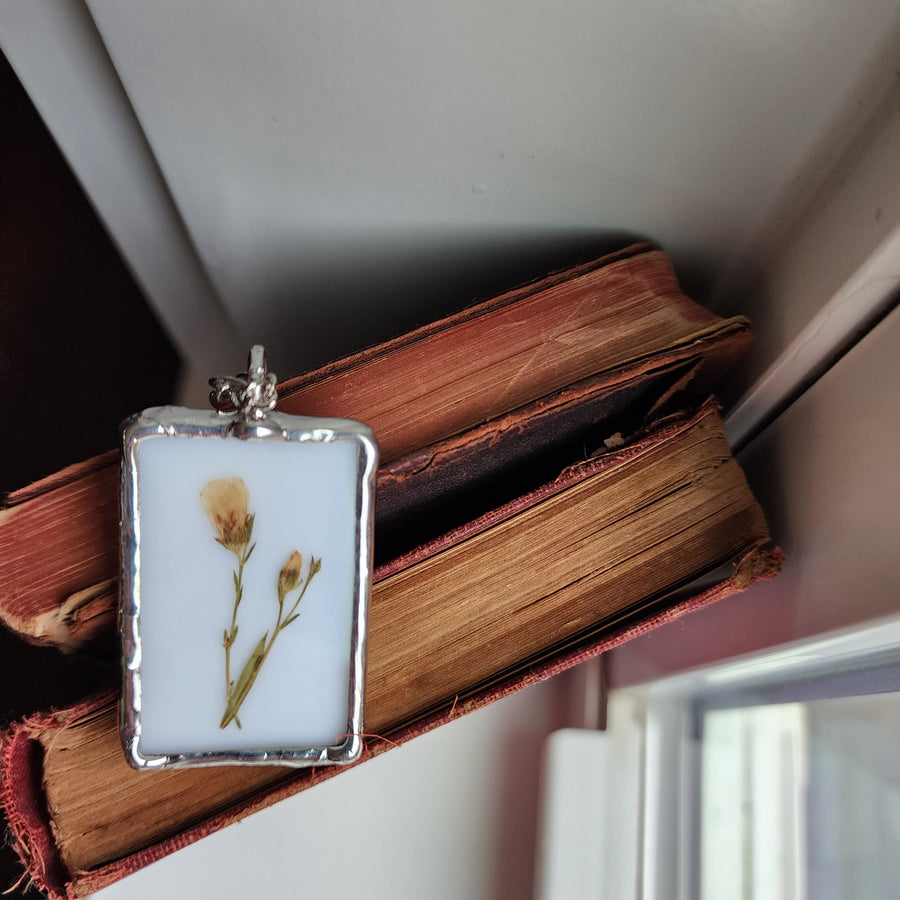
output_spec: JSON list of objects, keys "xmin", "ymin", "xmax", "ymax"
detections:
[{"xmin": 0, "ymin": 244, "xmax": 781, "ymax": 897}]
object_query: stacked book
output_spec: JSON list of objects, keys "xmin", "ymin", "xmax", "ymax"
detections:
[{"xmin": 0, "ymin": 243, "xmax": 781, "ymax": 898}]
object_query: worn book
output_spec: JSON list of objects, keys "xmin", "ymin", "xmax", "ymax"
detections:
[
  {"xmin": 0, "ymin": 243, "xmax": 750, "ymax": 649},
  {"xmin": 0, "ymin": 401, "xmax": 782, "ymax": 898}
]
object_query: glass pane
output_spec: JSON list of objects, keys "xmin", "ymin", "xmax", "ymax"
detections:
[{"xmin": 701, "ymin": 693, "xmax": 900, "ymax": 900}]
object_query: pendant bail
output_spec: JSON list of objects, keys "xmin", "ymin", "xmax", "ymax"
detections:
[{"xmin": 208, "ymin": 345, "xmax": 278, "ymax": 419}]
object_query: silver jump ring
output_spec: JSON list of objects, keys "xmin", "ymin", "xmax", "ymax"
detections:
[{"xmin": 208, "ymin": 345, "xmax": 278, "ymax": 418}]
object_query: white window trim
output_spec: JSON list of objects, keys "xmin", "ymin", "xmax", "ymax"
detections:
[{"xmin": 537, "ymin": 614, "xmax": 900, "ymax": 900}]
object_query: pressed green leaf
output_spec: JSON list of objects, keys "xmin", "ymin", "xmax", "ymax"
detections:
[
  {"xmin": 282, "ymin": 613, "xmax": 300, "ymax": 628},
  {"xmin": 245, "ymin": 542, "xmax": 256, "ymax": 563},
  {"xmin": 233, "ymin": 634, "xmax": 266, "ymax": 695},
  {"xmin": 220, "ymin": 634, "xmax": 267, "ymax": 729}
]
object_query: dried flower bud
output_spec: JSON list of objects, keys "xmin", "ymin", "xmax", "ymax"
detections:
[
  {"xmin": 278, "ymin": 550, "xmax": 303, "ymax": 594},
  {"xmin": 200, "ymin": 478, "xmax": 252, "ymax": 552}
]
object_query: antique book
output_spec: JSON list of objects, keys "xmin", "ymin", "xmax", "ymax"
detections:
[
  {"xmin": 0, "ymin": 401, "xmax": 783, "ymax": 898},
  {"xmin": 0, "ymin": 243, "xmax": 751, "ymax": 649}
]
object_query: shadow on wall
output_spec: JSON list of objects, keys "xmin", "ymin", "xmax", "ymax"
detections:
[
  {"xmin": 235, "ymin": 227, "xmax": 656, "ymax": 377},
  {"xmin": 490, "ymin": 671, "xmax": 578, "ymax": 900},
  {"xmin": 0, "ymin": 50, "xmax": 180, "ymax": 497},
  {"xmin": 0, "ymin": 47, "xmax": 176, "ymax": 897}
]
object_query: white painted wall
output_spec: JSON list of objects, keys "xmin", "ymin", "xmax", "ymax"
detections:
[{"xmin": 5, "ymin": 0, "xmax": 900, "ymax": 387}]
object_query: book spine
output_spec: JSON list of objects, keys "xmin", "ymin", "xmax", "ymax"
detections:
[
  {"xmin": 0, "ymin": 463, "xmax": 119, "ymax": 651},
  {"xmin": 0, "ymin": 699, "xmax": 109, "ymax": 900}
]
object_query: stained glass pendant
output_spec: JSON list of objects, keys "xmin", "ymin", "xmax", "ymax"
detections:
[{"xmin": 120, "ymin": 346, "xmax": 377, "ymax": 769}]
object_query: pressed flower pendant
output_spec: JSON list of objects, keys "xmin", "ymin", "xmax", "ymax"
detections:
[{"xmin": 120, "ymin": 347, "xmax": 378, "ymax": 769}]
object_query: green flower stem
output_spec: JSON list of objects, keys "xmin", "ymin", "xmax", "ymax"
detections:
[
  {"xmin": 219, "ymin": 557, "xmax": 320, "ymax": 730},
  {"xmin": 223, "ymin": 542, "xmax": 254, "ymax": 730}
]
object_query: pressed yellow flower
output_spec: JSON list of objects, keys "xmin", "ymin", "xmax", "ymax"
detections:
[
  {"xmin": 278, "ymin": 550, "xmax": 303, "ymax": 595},
  {"xmin": 200, "ymin": 477, "xmax": 252, "ymax": 551}
]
